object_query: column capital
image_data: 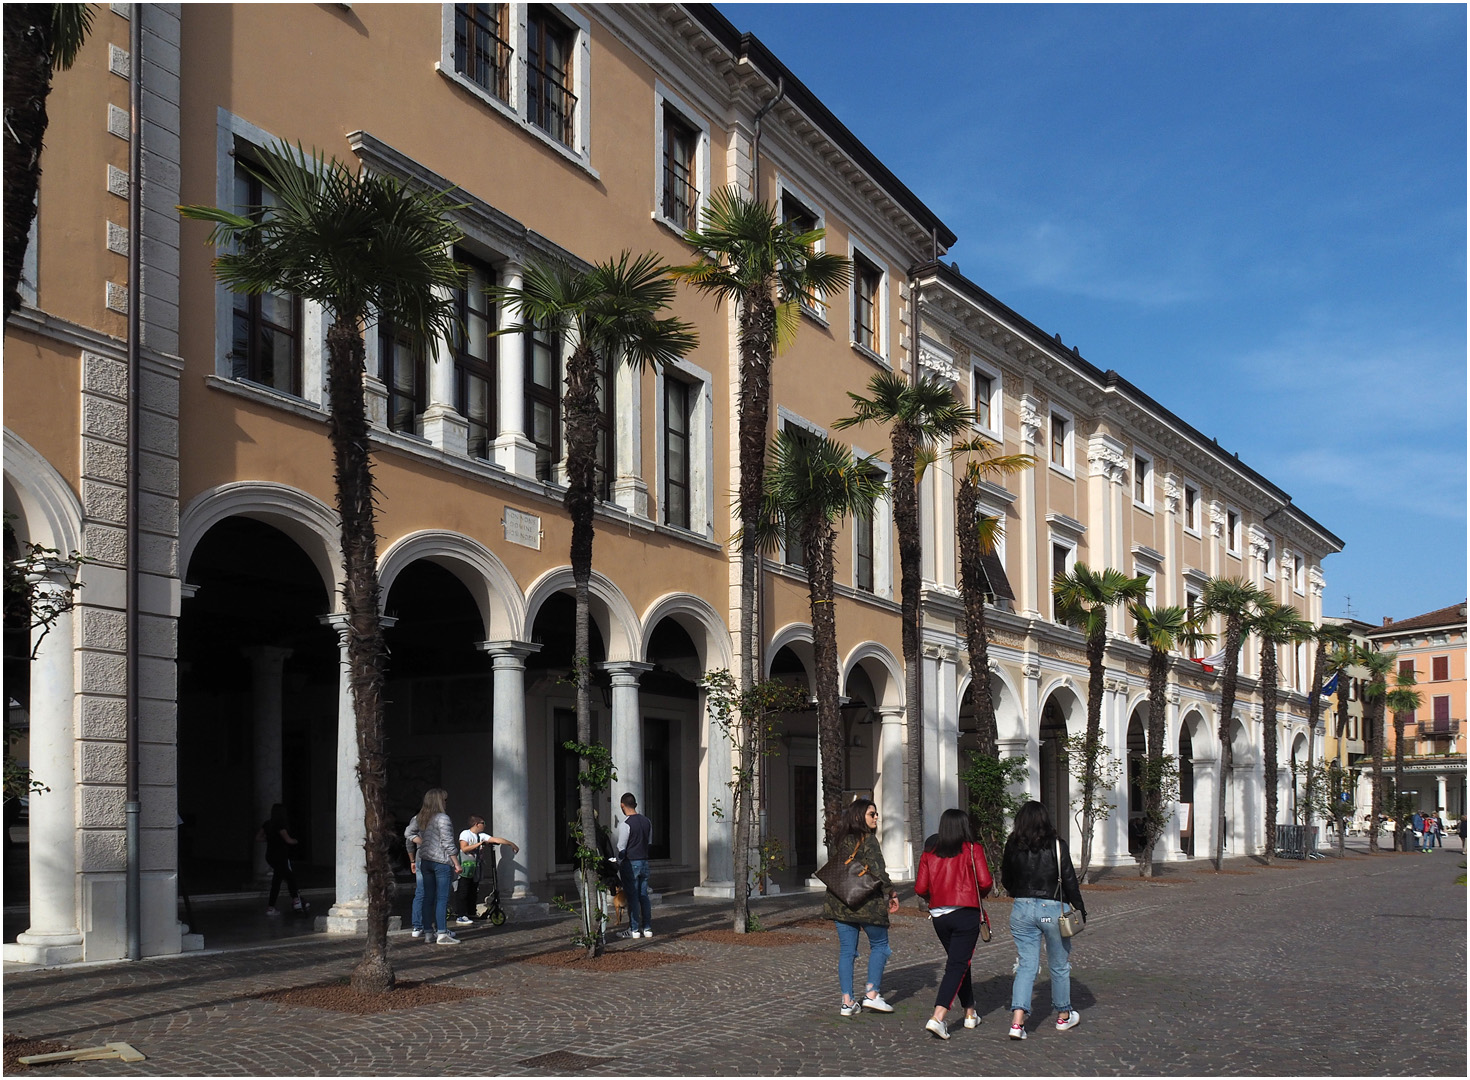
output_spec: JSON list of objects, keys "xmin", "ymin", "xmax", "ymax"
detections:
[
  {"xmin": 319, "ymin": 613, "xmax": 398, "ymax": 638},
  {"xmin": 600, "ymin": 660, "xmax": 655, "ymax": 684},
  {"xmin": 876, "ymin": 705, "xmax": 905, "ymax": 722},
  {"xmin": 476, "ymin": 640, "xmax": 542, "ymax": 665}
]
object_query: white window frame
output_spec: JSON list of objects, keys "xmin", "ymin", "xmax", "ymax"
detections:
[
  {"xmin": 1264, "ymin": 536, "xmax": 1277, "ymax": 580},
  {"xmin": 1293, "ymin": 553, "xmax": 1305, "ymax": 595},
  {"xmin": 1048, "ymin": 405, "xmax": 1075, "ymax": 477},
  {"xmin": 775, "ymin": 177, "xmax": 827, "ymax": 321},
  {"xmin": 1226, "ymin": 507, "xmax": 1242, "ymax": 557},
  {"xmin": 849, "ymin": 447, "xmax": 893, "ymax": 601},
  {"xmin": 1134, "ymin": 563, "xmax": 1158, "ymax": 609},
  {"xmin": 1049, "ymin": 534, "xmax": 1078, "ymax": 622},
  {"xmin": 1132, "ymin": 449, "xmax": 1154, "ymax": 512},
  {"xmin": 847, "ymin": 235, "xmax": 890, "ymax": 366},
  {"xmin": 970, "ymin": 356, "xmax": 1003, "ymax": 441},
  {"xmin": 212, "ymin": 108, "xmax": 327, "ymax": 407},
  {"xmin": 652, "ymin": 82, "xmax": 710, "ymax": 237},
  {"xmin": 1182, "ymin": 481, "xmax": 1200, "ymax": 535},
  {"xmin": 438, "ymin": 3, "xmax": 596, "ymax": 177},
  {"xmin": 653, "ymin": 356, "xmax": 714, "ymax": 540}
]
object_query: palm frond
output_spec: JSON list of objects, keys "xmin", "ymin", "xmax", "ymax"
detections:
[{"xmin": 51, "ymin": 4, "xmax": 96, "ymax": 71}]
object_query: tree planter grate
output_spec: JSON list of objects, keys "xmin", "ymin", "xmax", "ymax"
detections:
[{"xmin": 517, "ymin": 1050, "xmax": 615, "ymax": 1071}]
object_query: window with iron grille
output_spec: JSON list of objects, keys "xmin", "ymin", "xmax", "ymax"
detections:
[
  {"xmin": 1432, "ymin": 655, "xmax": 1450, "ymax": 681},
  {"xmin": 231, "ymin": 163, "xmax": 302, "ymax": 396},
  {"xmin": 527, "ymin": 6, "xmax": 576, "ymax": 147},
  {"xmin": 662, "ymin": 105, "xmax": 699, "ymax": 230},
  {"xmin": 525, "ymin": 321, "xmax": 561, "ymax": 481},
  {"xmin": 380, "ymin": 320, "xmax": 425, "ymax": 435},
  {"xmin": 852, "ymin": 253, "xmax": 881, "ymax": 352},
  {"xmin": 453, "ymin": 251, "xmax": 496, "ymax": 460},
  {"xmin": 663, "ymin": 376, "xmax": 692, "ymax": 529},
  {"xmin": 592, "ymin": 348, "xmax": 614, "ymax": 501},
  {"xmin": 454, "ymin": 3, "xmax": 512, "ymax": 102}
]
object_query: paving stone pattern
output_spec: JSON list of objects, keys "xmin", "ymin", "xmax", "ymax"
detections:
[{"xmin": 3, "ymin": 850, "xmax": 1465, "ymax": 1076}]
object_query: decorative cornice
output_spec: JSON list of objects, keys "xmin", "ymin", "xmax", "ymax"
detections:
[
  {"xmin": 919, "ymin": 336, "xmax": 963, "ymax": 385},
  {"xmin": 1247, "ymin": 524, "xmax": 1269, "ymax": 561},
  {"xmin": 1019, "ymin": 394, "xmax": 1044, "ymax": 447}
]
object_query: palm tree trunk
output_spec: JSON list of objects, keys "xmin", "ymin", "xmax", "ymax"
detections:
[
  {"xmin": 1392, "ymin": 711, "xmax": 1406, "ymax": 852},
  {"xmin": 562, "ymin": 340, "xmax": 601, "ymax": 956},
  {"xmin": 890, "ymin": 422, "xmax": 923, "ymax": 873},
  {"xmin": 1213, "ymin": 618, "xmax": 1243, "ymax": 871},
  {"xmin": 324, "ymin": 320, "xmax": 393, "ymax": 994},
  {"xmin": 1368, "ymin": 697, "xmax": 1383, "ymax": 853},
  {"xmin": 3, "ymin": 5, "xmax": 56, "ymax": 323},
  {"xmin": 732, "ymin": 285, "xmax": 775, "ymax": 932},
  {"xmin": 1260, "ymin": 645, "xmax": 1279, "ymax": 864},
  {"xmin": 1141, "ymin": 649, "xmax": 1169, "ymax": 877},
  {"xmin": 956, "ymin": 478, "xmax": 996, "ymax": 758},
  {"xmin": 806, "ymin": 519, "xmax": 844, "ymax": 846},
  {"xmin": 1336, "ymin": 682, "xmax": 1351, "ymax": 857},
  {"xmin": 1304, "ymin": 645, "xmax": 1327, "ymax": 841},
  {"xmin": 1077, "ymin": 628, "xmax": 1106, "ymax": 879}
]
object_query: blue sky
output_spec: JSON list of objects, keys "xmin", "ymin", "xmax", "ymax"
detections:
[{"xmin": 721, "ymin": 2, "xmax": 1467, "ymax": 624}]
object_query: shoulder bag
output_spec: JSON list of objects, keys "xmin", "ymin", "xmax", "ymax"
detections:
[
  {"xmin": 969, "ymin": 843, "xmax": 992, "ymax": 942},
  {"xmin": 1054, "ymin": 838, "xmax": 1084, "ymax": 938},
  {"xmin": 816, "ymin": 837, "xmax": 883, "ymax": 909}
]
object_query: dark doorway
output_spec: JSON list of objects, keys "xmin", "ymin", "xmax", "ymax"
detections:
[{"xmin": 1039, "ymin": 698, "xmax": 1069, "ymax": 838}]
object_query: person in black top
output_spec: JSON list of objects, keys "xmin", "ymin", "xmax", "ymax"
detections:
[
  {"xmin": 615, "ymin": 793, "xmax": 654, "ymax": 938},
  {"xmin": 256, "ymin": 803, "xmax": 308, "ymax": 916},
  {"xmin": 1000, "ymin": 801, "xmax": 1086, "ymax": 1038}
]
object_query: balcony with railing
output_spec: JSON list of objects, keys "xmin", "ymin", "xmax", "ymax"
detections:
[
  {"xmin": 527, "ymin": 62, "xmax": 577, "ymax": 148},
  {"xmin": 454, "ymin": 4, "xmax": 512, "ymax": 104}
]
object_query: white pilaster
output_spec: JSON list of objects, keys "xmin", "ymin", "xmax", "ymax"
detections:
[{"xmin": 876, "ymin": 706, "xmax": 906, "ymax": 876}]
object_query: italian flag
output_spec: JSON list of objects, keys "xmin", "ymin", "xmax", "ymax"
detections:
[{"xmin": 1190, "ymin": 648, "xmax": 1228, "ymax": 673}]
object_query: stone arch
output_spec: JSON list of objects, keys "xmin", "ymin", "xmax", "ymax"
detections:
[
  {"xmin": 766, "ymin": 622, "xmax": 816, "ymax": 695},
  {"xmin": 1179, "ymin": 706, "xmax": 1211, "ymax": 758},
  {"xmin": 639, "ymin": 592, "xmax": 734, "ymax": 674},
  {"xmin": 179, "ymin": 481, "xmax": 340, "ymax": 603},
  {"xmin": 3, "ymin": 430, "xmax": 83, "ymax": 554},
  {"xmin": 841, "ymin": 641, "xmax": 903, "ymax": 709},
  {"xmin": 1037, "ymin": 677, "xmax": 1086, "ymax": 738},
  {"xmin": 378, "ymin": 530, "xmax": 523, "ymax": 642},
  {"xmin": 1230, "ymin": 716, "xmax": 1255, "ymax": 765},
  {"xmin": 956, "ymin": 662, "xmax": 1025, "ymax": 744},
  {"xmin": 522, "ymin": 567, "xmax": 640, "ymax": 662}
]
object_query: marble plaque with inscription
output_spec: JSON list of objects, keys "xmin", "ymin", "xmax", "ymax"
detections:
[{"xmin": 503, "ymin": 507, "xmax": 541, "ymax": 550}]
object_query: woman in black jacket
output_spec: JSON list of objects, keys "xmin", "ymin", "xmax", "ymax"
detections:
[{"xmin": 1000, "ymin": 801, "xmax": 1086, "ymax": 1039}]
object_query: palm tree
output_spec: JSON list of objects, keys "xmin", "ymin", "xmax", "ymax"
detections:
[
  {"xmin": 4, "ymin": 3, "xmax": 95, "ymax": 322},
  {"xmin": 494, "ymin": 253, "xmax": 696, "ymax": 953},
  {"xmin": 948, "ymin": 435, "xmax": 1036, "ymax": 757},
  {"xmin": 672, "ymin": 189, "xmax": 849, "ymax": 933},
  {"xmin": 1198, "ymin": 576, "xmax": 1269, "ymax": 870},
  {"xmin": 752, "ymin": 430, "xmax": 885, "ymax": 845},
  {"xmin": 1303, "ymin": 622, "xmax": 1351, "ymax": 836},
  {"xmin": 836, "ymin": 372, "xmax": 975, "ymax": 871},
  {"xmin": 1324, "ymin": 643, "xmax": 1357, "ymax": 855},
  {"xmin": 1051, "ymin": 563, "xmax": 1150, "ymax": 878},
  {"xmin": 1356, "ymin": 645, "xmax": 1395, "ymax": 853},
  {"xmin": 1246, "ymin": 599, "xmax": 1313, "ymax": 863},
  {"xmin": 180, "ymin": 145, "xmax": 463, "ymax": 993},
  {"xmin": 1386, "ymin": 669, "xmax": 1423, "ymax": 849},
  {"xmin": 1129, "ymin": 603, "xmax": 1213, "ymax": 877}
]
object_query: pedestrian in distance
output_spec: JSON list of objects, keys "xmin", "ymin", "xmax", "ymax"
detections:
[
  {"xmin": 914, "ymin": 808, "xmax": 993, "ymax": 1040},
  {"xmin": 614, "ymin": 793, "xmax": 654, "ymax": 938},
  {"xmin": 1432, "ymin": 808, "xmax": 1445, "ymax": 849},
  {"xmin": 1001, "ymin": 800, "xmax": 1086, "ymax": 1039},
  {"xmin": 823, "ymin": 798, "xmax": 900, "ymax": 1018},
  {"xmin": 405, "ymin": 788, "xmax": 463, "ymax": 944},
  {"xmin": 1409, "ymin": 810, "xmax": 1425, "ymax": 853},
  {"xmin": 256, "ymin": 803, "xmax": 309, "ymax": 917},
  {"xmin": 454, "ymin": 814, "xmax": 518, "ymax": 924},
  {"xmin": 1458, "ymin": 816, "xmax": 1467, "ymax": 852}
]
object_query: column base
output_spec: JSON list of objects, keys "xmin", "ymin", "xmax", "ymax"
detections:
[
  {"xmin": 493, "ymin": 432, "xmax": 538, "ymax": 477},
  {"xmin": 317, "ymin": 901, "xmax": 400, "ymax": 935},
  {"xmin": 692, "ymin": 880, "xmax": 736, "ymax": 899},
  {"xmin": 4, "ymin": 931, "xmax": 84, "ymax": 966}
]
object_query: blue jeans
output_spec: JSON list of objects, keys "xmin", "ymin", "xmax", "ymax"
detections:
[
  {"xmin": 411, "ymin": 862, "xmax": 425, "ymax": 931},
  {"xmin": 621, "ymin": 859, "xmax": 652, "ymax": 932},
  {"xmin": 1009, "ymin": 897, "xmax": 1072, "ymax": 1015},
  {"xmin": 420, "ymin": 859, "xmax": 454, "ymax": 935},
  {"xmin": 834, "ymin": 921, "xmax": 891, "ymax": 1001}
]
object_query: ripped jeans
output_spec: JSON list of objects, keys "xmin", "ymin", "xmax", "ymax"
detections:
[{"xmin": 1008, "ymin": 897, "xmax": 1073, "ymax": 1015}]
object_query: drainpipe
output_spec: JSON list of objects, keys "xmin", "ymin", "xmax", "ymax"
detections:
[{"xmin": 125, "ymin": 3, "xmax": 144, "ymax": 962}]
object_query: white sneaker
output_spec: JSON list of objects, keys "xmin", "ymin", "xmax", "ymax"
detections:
[
  {"xmin": 641, "ymin": 929, "xmax": 653, "ymax": 938},
  {"xmin": 435, "ymin": 931, "xmax": 461, "ymax": 945},
  {"xmin": 925, "ymin": 1018, "xmax": 950, "ymax": 1040},
  {"xmin": 455, "ymin": 916, "xmax": 474, "ymax": 925},
  {"xmin": 1008, "ymin": 1023, "xmax": 1027, "ymax": 1040},
  {"xmin": 861, "ymin": 993, "xmax": 893, "ymax": 1013},
  {"xmin": 839, "ymin": 1001, "xmax": 860, "ymax": 1018},
  {"xmin": 963, "ymin": 1013, "xmax": 981, "ymax": 1029},
  {"xmin": 1055, "ymin": 1009, "xmax": 1081, "ymax": 1032},
  {"xmin": 410, "ymin": 928, "xmax": 423, "ymax": 938}
]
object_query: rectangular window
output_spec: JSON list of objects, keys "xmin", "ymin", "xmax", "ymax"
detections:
[
  {"xmin": 662, "ymin": 105, "xmax": 699, "ymax": 230},
  {"xmin": 783, "ymin": 423, "xmax": 818, "ymax": 567},
  {"xmin": 1052, "ymin": 543, "xmax": 1070, "ymax": 582},
  {"xmin": 525, "ymin": 321, "xmax": 561, "ymax": 481},
  {"xmin": 592, "ymin": 348, "xmax": 614, "ymax": 501},
  {"xmin": 1433, "ymin": 695, "xmax": 1451, "ymax": 722},
  {"xmin": 973, "ymin": 370, "xmax": 993, "ymax": 430},
  {"xmin": 453, "ymin": 252, "xmax": 496, "ymax": 460},
  {"xmin": 1264, "ymin": 538, "xmax": 1276, "ymax": 579},
  {"xmin": 1293, "ymin": 554, "xmax": 1305, "ymax": 592},
  {"xmin": 1433, "ymin": 655, "xmax": 1450, "ymax": 681},
  {"xmin": 380, "ymin": 320, "xmax": 425, "ymax": 435},
  {"xmin": 1050, "ymin": 413, "xmax": 1070, "ymax": 468},
  {"xmin": 1134, "ymin": 456, "xmax": 1149, "ymax": 504},
  {"xmin": 1227, "ymin": 510, "xmax": 1240, "ymax": 554},
  {"xmin": 853, "ymin": 253, "xmax": 881, "ymax": 352},
  {"xmin": 1186, "ymin": 589, "xmax": 1201, "ymax": 621},
  {"xmin": 453, "ymin": 3, "xmax": 511, "ymax": 102},
  {"xmin": 854, "ymin": 504, "xmax": 875, "ymax": 593},
  {"xmin": 527, "ymin": 6, "xmax": 576, "ymax": 146},
  {"xmin": 231, "ymin": 164, "xmax": 302, "ymax": 395},
  {"xmin": 1399, "ymin": 659, "xmax": 1415, "ymax": 678},
  {"xmin": 1184, "ymin": 484, "xmax": 1199, "ymax": 531},
  {"xmin": 781, "ymin": 191, "xmax": 817, "ymax": 236},
  {"xmin": 663, "ymin": 376, "xmax": 692, "ymax": 529}
]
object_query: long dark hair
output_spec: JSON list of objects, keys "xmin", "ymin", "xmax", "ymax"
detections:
[
  {"xmin": 1006, "ymin": 800, "xmax": 1058, "ymax": 853},
  {"xmin": 932, "ymin": 808, "xmax": 974, "ymax": 859},
  {"xmin": 416, "ymin": 787, "xmax": 448, "ymax": 832},
  {"xmin": 831, "ymin": 798, "xmax": 875, "ymax": 853}
]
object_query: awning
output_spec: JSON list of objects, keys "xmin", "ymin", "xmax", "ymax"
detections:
[{"xmin": 978, "ymin": 549, "xmax": 1016, "ymax": 602}]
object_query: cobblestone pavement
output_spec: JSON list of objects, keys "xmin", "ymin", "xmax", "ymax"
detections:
[{"xmin": 4, "ymin": 848, "xmax": 1465, "ymax": 1076}]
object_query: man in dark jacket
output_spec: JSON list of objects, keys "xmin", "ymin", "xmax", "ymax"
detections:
[{"xmin": 615, "ymin": 793, "xmax": 653, "ymax": 938}]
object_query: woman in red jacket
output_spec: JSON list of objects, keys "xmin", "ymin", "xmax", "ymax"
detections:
[{"xmin": 914, "ymin": 808, "xmax": 994, "ymax": 1040}]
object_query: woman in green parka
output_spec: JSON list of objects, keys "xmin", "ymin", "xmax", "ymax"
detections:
[{"xmin": 823, "ymin": 798, "xmax": 899, "ymax": 1017}]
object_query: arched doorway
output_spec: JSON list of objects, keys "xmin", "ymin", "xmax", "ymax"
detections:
[
  {"xmin": 1289, "ymin": 732, "xmax": 1309, "ymax": 824},
  {"xmin": 1127, "ymin": 709, "xmax": 1147, "ymax": 855},
  {"xmin": 1039, "ymin": 697, "xmax": 1070, "ymax": 838},
  {"xmin": 768, "ymin": 641, "xmax": 816, "ymax": 877},
  {"xmin": 1178, "ymin": 719, "xmax": 1196, "ymax": 856},
  {"xmin": 640, "ymin": 616, "xmax": 704, "ymax": 872},
  {"xmin": 177, "ymin": 517, "xmax": 336, "ymax": 891}
]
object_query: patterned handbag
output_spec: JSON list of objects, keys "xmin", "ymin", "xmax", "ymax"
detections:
[
  {"xmin": 816, "ymin": 839, "xmax": 882, "ymax": 909},
  {"xmin": 1054, "ymin": 838, "xmax": 1084, "ymax": 937}
]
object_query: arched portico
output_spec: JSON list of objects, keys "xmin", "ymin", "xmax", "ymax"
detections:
[{"xmin": 180, "ymin": 481, "xmax": 341, "ymax": 603}]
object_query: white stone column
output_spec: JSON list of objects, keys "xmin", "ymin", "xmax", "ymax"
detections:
[
  {"xmin": 1437, "ymin": 775, "xmax": 1448, "ymax": 815},
  {"xmin": 603, "ymin": 661, "xmax": 653, "ymax": 811},
  {"xmin": 695, "ymin": 683, "xmax": 735, "ymax": 895},
  {"xmin": 936, "ymin": 647, "xmax": 960, "ymax": 815},
  {"xmin": 920, "ymin": 644, "xmax": 942, "ymax": 841},
  {"xmin": 422, "ymin": 274, "xmax": 468, "ymax": 454},
  {"xmin": 876, "ymin": 706, "xmax": 906, "ymax": 875},
  {"xmin": 5, "ymin": 580, "xmax": 82, "ymax": 965},
  {"xmin": 478, "ymin": 640, "xmax": 540, "ymax": 899},
  {"xmin": 244, "ymin": 645, "xmax": 292, "ymax": 881},
  {"xmin": 493, "ymin": 263, "xmax": 538, "ymax": 477}
]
